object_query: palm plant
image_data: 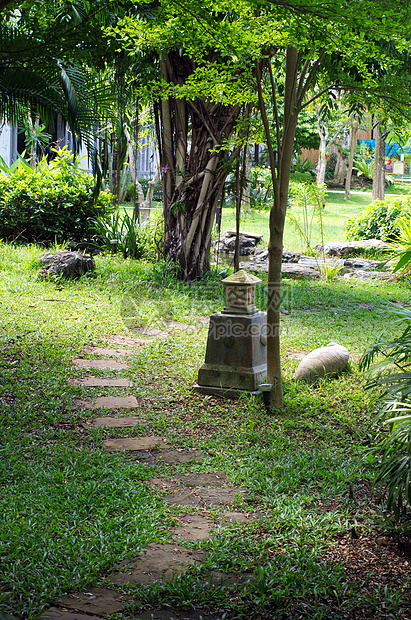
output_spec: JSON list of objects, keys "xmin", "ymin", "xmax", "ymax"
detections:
[
  {"xmin": 384, "ymin": 218, "xmax": 411, "ymax": 278},
  {"xmin": 360, "ymin": 305, "xmax": 411, "ymax": 517},
  {"xmin": 0, "ymin": 0, "xmax": 140, "ymax": 182}
]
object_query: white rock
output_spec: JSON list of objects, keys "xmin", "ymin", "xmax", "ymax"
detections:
[{"xmin": 293, "ymin": 342, "xmax": 349, "ymax": 382}]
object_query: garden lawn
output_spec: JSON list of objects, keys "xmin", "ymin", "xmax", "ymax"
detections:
[
  {"xmin": 0, "ymin": 244, "xmax": 410, "ymax": 618},
  {"xmin": 220, "ymin": 190, "xmax": 374, "ymax": 251}
]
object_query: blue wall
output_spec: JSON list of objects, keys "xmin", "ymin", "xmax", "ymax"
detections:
[{"xmin": 358, "ymin": 139, "xmax": 401, "ymax": 158}]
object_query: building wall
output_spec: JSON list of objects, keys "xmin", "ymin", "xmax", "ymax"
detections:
[{"xmin": 0, "ymin": 123, "xmax": 14, "ymax": 166}]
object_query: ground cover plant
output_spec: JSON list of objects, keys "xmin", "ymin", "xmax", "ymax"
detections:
[{"xmin": 1, "ymin": 236, "xmax": 411, "ymax": 619}]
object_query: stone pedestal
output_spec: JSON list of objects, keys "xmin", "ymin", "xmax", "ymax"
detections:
[
  {"xmin": 195, "ymin": 270, "xmax": 267, "ymax": 398},
  {"xmin": 195, "ymin": 310, "xmax": 267, "ymax": 398}
]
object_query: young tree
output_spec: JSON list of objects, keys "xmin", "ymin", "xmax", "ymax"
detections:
[
  {"xmin": 372, "ymin": 119, "xmax": 386, "ymax": 202},
  {"xmin": 344, "ymin": 115, "xmax": 359, "ymax": 200},
  {"xmin": 315, "ymin": 101, "xmax": 351, "ymax": 186}
]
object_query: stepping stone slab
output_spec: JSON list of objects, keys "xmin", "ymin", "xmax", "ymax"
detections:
[
  {"xmin": 174, "ymin": 472, "xmax": 227, "ymax": 488},
  {"xmin": 195, "ymin": 487, "xmax": 247, "ymax": 506},
  {"xmin": 132, "ymin": 451, "xmax": 160, "ymax": 465},
  {"xmin": 76, "ymin": 396, "xmax": 139, "ymax": 410},
  {"xmin": 103, "ymin": 436, "xmax": 168, "ymax": 451},
  {"xmin": 170, "ymin": 514, "xmax": 215, "ymax": 541},
  {"xmin": 219, "ymin": 511, "xmax": 259, "ymax": 525},
  {"xmin": 108, "ymin": 544, "xmax": 204, "ymax": 585},
  {"xmin": 83, "ymin": 345, "xmax": 133, "ymax": 357},
  {"xmin": 106, "ymin": 335, "xmax": 151, "ymax": 346},
  {"xmin": 73, "ymin": 359, "xmax": 128, "ymax": 370},
  {"xmin": 138, "ymin": 610, "xmax": 217, "ymax": 620},
  {"xmin": 54, "ymin": 587, "xmax": 127, "ymax": 614},
  {"xmin": 158, "ymin": 449, "xmax": 208, "ymax": 465},
  {"xmin": 81, "ymin": 416, "xmax": 144, "ymax": 429},
  {"xmin": 149, "ymin": 479, "xmax": 246, "ymax": 507},
  {"xmin": 165, "ymin": 321, "xmax": 200, "ymax": 332},
  {"xmin": 163, "ymin": 491, "xmax": 201, "ymax": 507},
  {"xmin": 70, "ymin": 377, "xmax": 132, "ymax": 387},
  {"xmin": 41, "ymin": 610, "xmax": 102, "ymax": 620},
  {"xmin": 131, "ymin": 326, "xmax": 169, "ymax": 338}
]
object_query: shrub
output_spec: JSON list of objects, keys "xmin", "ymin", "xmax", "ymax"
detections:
[
  {"xmin": 345, "ymin": 196, "xmax": 411, "ymax": 241},
  {"xmin": 0, "ymin": 147, "xmax": 113, "ymax": 244},
  {"xmin": 93, "ymin": 208, "xmax": 164, "ymax": 261},
  {"xmin": 248, "ymin": 166, "xmax": 273, "ymax": 209}
]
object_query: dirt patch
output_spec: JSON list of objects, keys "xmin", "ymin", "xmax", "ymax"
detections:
[
  {"xmin": 321, "ymin": 530, "xmax": 411, "ymax": 595},
  {"xmin": 81, "ymin": 416, "xmax": 144, "ymax": 429},
  {"xmin": 76, "ymin": 396, "xmax": 139, "ymax": 410},
  {"xmin": 72, "ymin": 358, "xmax": 129, "ymax": 370},
  {"xmin": 108, "ymin": 544, "xmax": 204, "ymax": 585},
  {"xmin": 103, "ymin": 437, "xmax": 168, "ymax": 451},
  {"xmin": 54, "ymin": 587, "xmax": 127, "ymax": 614}
]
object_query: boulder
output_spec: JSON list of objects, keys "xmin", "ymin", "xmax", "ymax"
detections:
[
  {"xmin": 343, "ymin": 257, "xmax": 385, "ymax": 270},
  {"xmin": 313, "ymin": 239, "xmax": 385, "ymax": 256},
  {"xmin": 39, "ymin": 250, "xmax": 95, "ymax": 278},
  {"xmin": 217, "ymin": 230, "xmax": 263, "ymax": 256},
  {"xmin": 282, "ymin": 250, "xmax": 301, "ymax": 263},
  {"xmin": 294, "ymin": 342, "xmax": 349, "ymax": 382},
  {"xmin": 343, "ymin": 270, "xmax": 394, "ymax": 282},
  {"xmin": 281, "ymin": 264, "xmax": 319, "ymax": 279}
]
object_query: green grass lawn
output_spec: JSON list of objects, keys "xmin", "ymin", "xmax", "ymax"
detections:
[
  {"xmin": 122, "ymin": 186, "xmax": 410, "ymax": 254},
  {"xmin": 1, "ymin": 244, "xmax": 411, "ymax": 618},
  {"xmin": 221, "ymin": 191, "xmax": 373, "ymax": 251}
]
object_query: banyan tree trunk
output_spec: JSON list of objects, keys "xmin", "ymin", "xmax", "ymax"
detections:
[{"xmin": 155, "ymin": 52, "xmax": 246, "ymax": 281}]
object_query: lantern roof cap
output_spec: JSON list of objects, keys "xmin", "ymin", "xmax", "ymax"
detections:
[{"xmin": 222, "ymin": 270, "xmax": 261, "ymax": 285}]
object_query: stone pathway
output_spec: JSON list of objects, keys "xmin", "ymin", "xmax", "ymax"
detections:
[{"xmin": 41, "ymin": 335, "xmax": 260, "ymax": 620}]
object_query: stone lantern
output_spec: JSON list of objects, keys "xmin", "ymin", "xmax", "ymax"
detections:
[{"xmin": 195, "ymin": 270, "xmax": 267, "ymax": 398}]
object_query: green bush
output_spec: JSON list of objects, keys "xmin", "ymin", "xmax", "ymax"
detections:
[
  {"xmin": 345, "ymin": 196, "xmax": 411, "ymax": 241},
  {"xmin": 0, "ymin": 147, "xmax": 113, "ymax": 244}
]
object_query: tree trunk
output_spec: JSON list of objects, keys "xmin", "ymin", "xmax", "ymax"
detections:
[
  {"xmin": 255, "ymin": 47, "xmax": 325, "ymax": 410},
  {"xmin": 158, "ymin": 52, "xmax": 245, "ymax": 280},
  {"xmin": 334, "ymin": 147, "xmax": 348, "ymax": 184},
  {"xmin": 316, "ymin": 107, "xmax": 328, "ymax": 185},
  {"xmin": 241, "ymin": 144, "xmax": 250, "ymax": 211},
  {"xmin": 345, "ymin": 117, "xmax": 359, "ymax": 200},
  {"xmin": 256, "ymin": 48, "xmax": 302, "ymax": 410},
  {"xmin": 372, "ymin": 120, "xmax": 385, "ymax": 203}
]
